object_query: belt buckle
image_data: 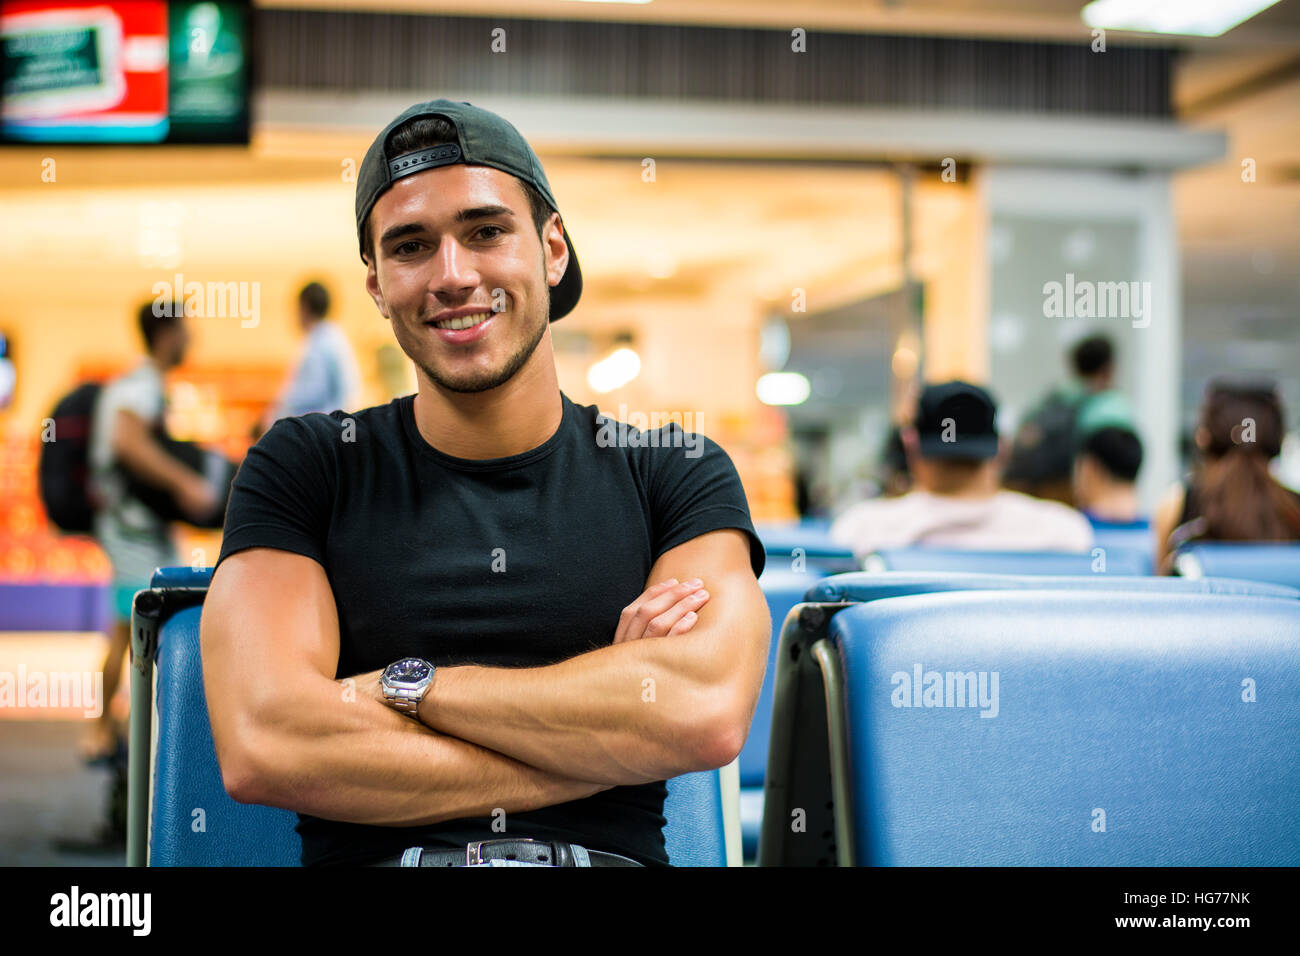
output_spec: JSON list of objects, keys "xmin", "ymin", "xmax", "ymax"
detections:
[{"xmin": 465, "ymin": 838, "xmax": 540, "ymax": 866}]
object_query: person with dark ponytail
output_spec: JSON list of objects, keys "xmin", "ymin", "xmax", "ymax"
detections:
[{"xmin": 1153, "ymin": 379, "xmax": 1300, "ymax": 574}]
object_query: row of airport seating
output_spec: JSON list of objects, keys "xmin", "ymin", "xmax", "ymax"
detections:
[
  {"xmin": 127, "ymin": 530, "xmax": 1300, "ymax": 866},
  {"xmin": 746, "ymin": 522, "xmax": 1300, "ymax": 864}
]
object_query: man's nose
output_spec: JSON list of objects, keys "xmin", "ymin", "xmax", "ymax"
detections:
[{"xmin": 429, "ymin": 236, "xmax": 479, "ymax": 294}]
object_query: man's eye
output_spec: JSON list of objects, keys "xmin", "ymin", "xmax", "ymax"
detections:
[
  {"xmin": 394, "ymin": 241, "xmax": 422, "ymax": 255},
  {"xmin": 477, "ymin": 225, "xmax": 504, "ymax": 240}
]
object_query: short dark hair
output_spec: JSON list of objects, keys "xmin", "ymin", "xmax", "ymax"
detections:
[
  {"xmin": 1079, "ymin": 426, "xmax": 1143, "ymax": 482},
  {"xmin": 299, "ymin": 281, "xmax": 330, "ymax": 319},
  {"xmin": 138, "ymin": 300, "xmax": 182, "ymax": 352},
  {"xmin": 1072, "ymin": 334, "xmax": 1114, "ymax": 377},
  {"xmin": 360, "ymin": 115, "xmax": 555, "ymax": 264}
]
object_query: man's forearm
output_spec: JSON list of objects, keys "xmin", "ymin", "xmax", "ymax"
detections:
[
  {"xmin": 416, "ymin": 637, "xmax": 727, "ymax": 787},
  {"xmin": 230, "ymin": 674, "xmax": 610, "ymax": 826},
  {"xmin": 116, "ymin": 434, "xmax": 202, "ymax": 495}
]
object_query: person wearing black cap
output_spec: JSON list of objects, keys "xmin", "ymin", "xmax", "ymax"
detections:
[
  {"xmin": 201, "ymin": 100, "xmax": 769, "ymax": 868},
  {"xmin": 830, "ymin": 381, "xmax": 1094, "ymax": 562}
]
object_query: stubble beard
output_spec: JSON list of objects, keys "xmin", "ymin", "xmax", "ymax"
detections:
[{"xmin": 411, "ymin": 303, "xmax": 550, "ymax": 395}]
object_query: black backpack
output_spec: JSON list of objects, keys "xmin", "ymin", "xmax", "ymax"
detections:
[
  {"xmin": 38, "ymin": 382, "xmax": 104, "ymax": 534},
  {"xmin": 120, "ymin": 427, "xmax": 237, "ymax": 529},
  {"xmin": 1003, "ymin": 389, "xmax": 1086, "ymax": 486},
  {"xmin": 38, "ymin": 382, "xmax": 237, "ymax": 533}
]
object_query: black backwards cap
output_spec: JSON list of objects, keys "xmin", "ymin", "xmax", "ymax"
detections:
[
  {"xmin": 355, "ymin": 99, "xmax": 582, "ymax": 321},
  {"xmin": 914, "ymin": 381, "xmax": 1000, "ymax": 460}
]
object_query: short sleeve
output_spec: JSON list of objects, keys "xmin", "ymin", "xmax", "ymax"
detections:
[
  {"xmin": 214, "ymin": 417, "xmax": 334, "ymax": 575},
  {"xmin": 110, "ymin": 373, "xmax": 163, "ymax": 423},
  {"xmin": 647, "ymin": 426, "xmax": 765, "ymax": 578}
]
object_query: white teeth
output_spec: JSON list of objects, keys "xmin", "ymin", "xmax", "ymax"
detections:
[{"xmin": 434, "ymin": 311, "xmax": 493, "ymax": 331}]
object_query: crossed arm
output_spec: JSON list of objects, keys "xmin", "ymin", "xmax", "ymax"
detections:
[{"xmin": 202, "ymin": 529, "xmax": 770, "ymax": 826}]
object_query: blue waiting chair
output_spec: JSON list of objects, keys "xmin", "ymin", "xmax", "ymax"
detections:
[
  {"xmin": 865, "ymin": 546, "xmax": 1152, "ymax": 576},
  {"xmin": 128, "ymin": 566, "xmax": 732, "ymax": 866},
  {"xmin": 1089, "ymin": 520, "xmax": 1153, "ymax": 556},
  {"xmin": 806, "ymin": 570, "xmax": 1300, "ymax": 604},
  {"xmin": 1176, "ymin": 542, "xmax": 1300, "ymax": 590},
  {"xmin": 762, "ymin": 587, "xmax": 1300, "ymax": 865},
  {"xmin": 757, "ymin": 570, "xmax": 1297, "ymax": 866},
  {"xmin": 755, "ymin": 523, "xmax": 859, "ymax": 575},
  {"xmin": 738, "ymin": 568, "xmax": 829, "ymax": 860}
]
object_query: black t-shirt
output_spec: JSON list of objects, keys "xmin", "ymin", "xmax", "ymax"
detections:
[{"xmin": 213, "ymin": 391, "xmax": 765, "ymax": 866}]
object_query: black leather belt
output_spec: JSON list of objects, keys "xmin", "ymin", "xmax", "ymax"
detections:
[{"xmin": 371, "ymin": 838, "xmax": 645, "ymax": 867}]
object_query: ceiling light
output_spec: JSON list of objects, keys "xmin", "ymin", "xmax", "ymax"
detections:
[
  {"xmin": 756, "ymin": 372, "xmax": 811, "ymax": 406},
  {"xmin": 1081, "ymin": 0, "xmax": 1283, "ymax": 37},
  {"xmin": 587, "ymin": 347, "xmax": 641, "ymax": 393}
]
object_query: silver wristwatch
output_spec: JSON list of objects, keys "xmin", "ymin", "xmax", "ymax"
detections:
[{"xmin": 380, "ymin": 657, "xmax": 435, "ymax": 718}]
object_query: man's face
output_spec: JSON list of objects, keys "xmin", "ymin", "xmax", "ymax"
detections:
[
  {"xmin": 155, "ymin": 318, "xmax": 190, "ymax": 368},
  {"xmin": 364, "ymin": 164, "xmax": 568, "ymax": 394}
]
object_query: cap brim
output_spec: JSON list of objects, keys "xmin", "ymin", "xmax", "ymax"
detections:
[{"xmin": 918, "ymin": 434, "xmax": 999, "ymax": 460}]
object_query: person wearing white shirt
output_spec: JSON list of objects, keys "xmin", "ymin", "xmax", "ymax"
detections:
[
  {"xmin": 84, "ymin": 301, "xmax": 217, "ymax": 762},
  {"xmin": 831, "ymin": 381, "xmax": 1094, "ymax": 563}
]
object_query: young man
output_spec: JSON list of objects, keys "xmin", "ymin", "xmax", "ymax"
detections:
[
  {"xmin": 85, "ymin": 302, "xmax": 218, "ymax": 761},
  {"xmin": 830, "ymin": 381, "xmax": 1094, "ymax": 562},
  {"xmin": 1073, "ymin": 426, "xmax": 1145, "ymax": 526},
  {"xmin": 202, "ymin": 100, "xmax": 770, "ymax": 867},
  {"xmin": 264, "ymin": 281, "xmax": 362, "ymax": 423}
]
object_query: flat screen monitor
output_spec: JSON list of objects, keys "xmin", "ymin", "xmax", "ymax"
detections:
[{"xmin": 0, "ymin": 0, "xmax": 251, "ymax": 144}]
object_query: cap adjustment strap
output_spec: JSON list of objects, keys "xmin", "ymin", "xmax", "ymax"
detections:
[{"xmin": 387, "ymin": 143, "xmax": 463, "ymax": 182}]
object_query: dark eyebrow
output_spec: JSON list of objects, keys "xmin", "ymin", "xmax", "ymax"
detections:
[{"xmin": 379, "ymin": 205, "xmax": 515, "ymax": 248}]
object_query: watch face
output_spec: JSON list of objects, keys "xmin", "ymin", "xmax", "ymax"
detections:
[{"xmin": 388, "ymin": 658, "xmax": 430, "ymax": 684}]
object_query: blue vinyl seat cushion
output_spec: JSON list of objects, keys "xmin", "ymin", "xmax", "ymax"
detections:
[{"xmin": 823, "ymin": 589, "xmax": 1300, "ymax": 865}]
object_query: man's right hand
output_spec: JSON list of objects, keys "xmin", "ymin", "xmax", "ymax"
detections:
[
  {"xmin": 612, "ymin": 578, "xmax": 711, "ymax": 644},
  {"xmin": 175, "ymin": 475, "xmax": 219, "ymax": 523}
]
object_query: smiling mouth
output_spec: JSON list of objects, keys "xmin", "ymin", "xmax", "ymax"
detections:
[{"xmin": 430, "ymin": 311, "xmax": 494, "ymax": 330}]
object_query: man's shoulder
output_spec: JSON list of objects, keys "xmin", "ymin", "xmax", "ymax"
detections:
[
  {"xmin": 262, "ymin": 397, "xmax": 404, "ymax": 451},
  {"xmin": 584, "ymin": 400, "xmax": 724, "ymax": 466},
  {"xmin": 95, "ymin": 363, "xmax": 162, "ymax": 422},
  {"xmin": 996, "ymin": 489, "xmax": 1092, "ymax": 529},
  {"xmin": 314, "ymin": 320, "xmax": 355, "ymax": 351},
  {"xmin": 830, "ymin": 493, "xmax": 922, "ymax": 541},
  {"xmin": 101, "ymin": 360, "xmax": 159, "ymax": 396}
]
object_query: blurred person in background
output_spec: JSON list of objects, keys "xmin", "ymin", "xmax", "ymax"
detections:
[
  {"xmin": 263, "ymin": 281, "xmax": 361, "ymax": 426},
  {"xmin": 878, "ymin": 424, "xmax": 912, "ymax": 498},
  {"xmin": 1073, "ymin": 426, "xmax": 1145, "ymax": 528},
  {"xmin": 830, "ymin": 381, "xmax": 1093, "ymax": 563},
  {"xmin": 1004, "ymin": 333, "xmax": 1135, "ymax": 506},
  {"xmin": 83, "ymin": 301, "xmax": 219, "ymax": 763},
  {"xmin": 1154, "ymin": 379, "xmax": 1300, "ymax": 574}
]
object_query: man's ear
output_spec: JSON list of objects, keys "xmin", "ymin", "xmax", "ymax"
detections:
[
  {"xmin": 364, "ymin": 259, "xmax": 390, "ymax": 319},
  {"xmin": 900, "ymin": 426, "xmax": 921, "ymax": 472},
  {"xmin": 993, "ymin": 435, "xmax": 1011, "ymax": 470},
  {"xmin": 543, "ymin": 213, "xmax": 568, "ymax": 290},
  {"xmin": 1072, "ymin": 454, "xmax": 1088, "ymax": 492}
]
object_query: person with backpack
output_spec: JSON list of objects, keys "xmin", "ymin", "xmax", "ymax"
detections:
[
  {"xmin": 1002, "ymin": 333, "xmax": 1136, "ymax": 506},
  {"xmin": 79, "ymin": 300, "xmax": 220, "ymax": 763}
]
